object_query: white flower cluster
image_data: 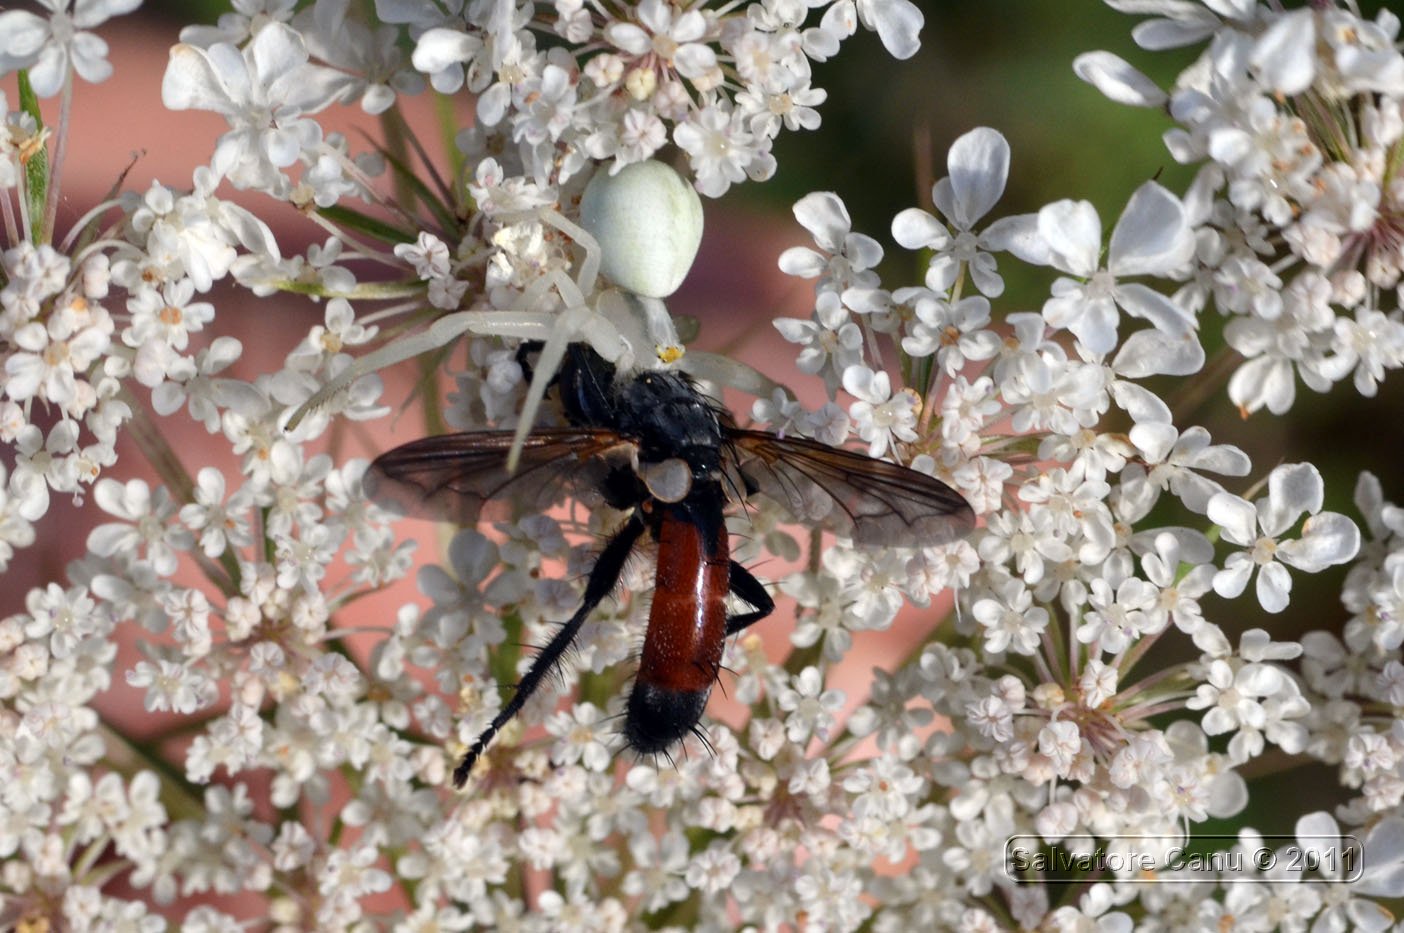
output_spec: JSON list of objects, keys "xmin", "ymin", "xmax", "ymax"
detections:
[
  {"xmin": 1, "ymin": 0, "xmax": 1404, "ymax": 930},
  {"xmin": 1079, "ymin": 1, "xmax": 1404, "ymax": 415}
]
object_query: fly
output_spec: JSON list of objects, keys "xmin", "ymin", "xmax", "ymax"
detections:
[{"xmin": 366, "ymin": 344, "xmax": 976, "ymax": 787}]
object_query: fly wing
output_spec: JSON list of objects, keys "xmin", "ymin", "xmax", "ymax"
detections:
[
  {"xmin": 365, "ymin": 428, "xmax": 637, "ymax": 525},
  {"xmin": 728, "ymin": 430, "xmax": 976, "ymax": 548}
]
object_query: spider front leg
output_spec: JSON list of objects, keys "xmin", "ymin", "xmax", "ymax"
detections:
[
  {"xmin": 287, "ymin": 210, "xmax": 615, "ymax": 436},
  {"xmin": 285, "ymin": 310, "xmax": 494, "ymax": 431},
  {"xmin": 285, "ymin": 262, "xmax": 599, "ymax": 434},
  {"xmin": 287, "ymin": 160, "xmax": 705, "ymax": 454}
]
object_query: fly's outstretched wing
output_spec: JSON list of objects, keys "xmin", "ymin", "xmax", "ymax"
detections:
[
  {"xmin": 365, "ymin": 428, "xmax": 637, "ymax": 525},
  {"xmin": 728, "ymin": 430, "xmax": 976, "ymax": 548}
]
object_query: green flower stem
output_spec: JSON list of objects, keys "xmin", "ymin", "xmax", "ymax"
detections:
[{"xmin": 95, "ymin": 720, "xmax": 207, "ymax": 824}]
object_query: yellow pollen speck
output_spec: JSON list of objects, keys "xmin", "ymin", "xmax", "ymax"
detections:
[
  {"xmin": 18, "ymin": 127, "xmax": 50, "ymax": 163},
  {"xmin": 657, "ymin": 344, "xmax": 684, "ymax": 364},
  {"xmin": 898, "ymin": 386, "xmax": 923, "ymax": 415}
]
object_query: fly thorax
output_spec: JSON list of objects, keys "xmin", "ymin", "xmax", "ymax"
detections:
[{"xmin": 616, "ymin": 371, "xmax": 724, "ymax": 475}]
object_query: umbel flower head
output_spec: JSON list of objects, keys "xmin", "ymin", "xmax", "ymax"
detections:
[{"xmin": 2, "ymin": 0, "xmax": 1404, "ymax": 930}]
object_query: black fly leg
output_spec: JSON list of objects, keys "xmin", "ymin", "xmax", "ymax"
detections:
[
  {"xmin": 454, "ymin": 512, "xmax": 646, "ymax": 786},
  {"xmin": 725, "ymin": 561, "xmax": 775, "ymax": 635},
  {"xmin": 514, "ymin": 340, "xmax": 545, "ymax": 384}
]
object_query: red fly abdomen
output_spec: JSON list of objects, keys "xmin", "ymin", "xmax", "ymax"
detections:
[{"xmin": 624, "ymin": 507, "xmax": 730, "ymax": 753}]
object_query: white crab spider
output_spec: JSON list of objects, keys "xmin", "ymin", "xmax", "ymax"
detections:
[{"xmin": 288, "ymin": 159, "xmax": 776, "ymax": 469}]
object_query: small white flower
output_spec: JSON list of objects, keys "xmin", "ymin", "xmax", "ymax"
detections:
[
  {"xmin": 1013, "ymin": 182, "xmax": 1198, "ymax": 355},
  {"xmin": 970, "ymin": 578, "xmax": 1047, "ymax": 655},
  {"xmin": 893, "ymin": 127, "xmax": 1012, "ymax": 298},
  {"xmin": 774, "ymin": 292, "xmax": 865, "ymax": 394},
  {"xmin": 604, "ymin": 0, "xmax": 718, "ymax": 83},
  {"xmin": 776, "ymin": 666, "xmax": 845, "ymax": 744},
  {"xmin": 547, "ymin": 703, "xmax": 612, "ymax": 772},
  {"xmin": 779, "ymin": 191, "xmax": 884, "ymax": 294},
  {"xmin": 162, "ymin": 23, "xmax": 346, "ymax": 191},
  {"xmin": 1209, "ymin": 463, "xmax": 1360, "ymax": 613},
  {"xmin": 87, "ymin": 478, "xmax": 193, "ymax": 576},
  {"xmin": 0, "ymin": 0, "xmax": 142, "ymax": 97},
  {"xmin": 842, "ymin": 366, "xmax": 918, "ymax": 459},
  {"xmin": 674, "ymin": 104, "xmax": 761, "ymax": 198},
  {"xmin": 685, "ymin": 842, "xmax": 741, "ymax": 894},
  {"xmin": 899, "ymin": 294, "xmax": 1001, "ymax": 375}
]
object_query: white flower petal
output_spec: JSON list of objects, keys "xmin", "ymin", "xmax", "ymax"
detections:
[
  {"xmin": 247, "ymin": 22, "xmax": 308, "ymax": 87},
  {"xmin": 1228, "ymin": 355, "xmax": 1296, "ymax": 415},
  {"xmin": 1130, "ymin": 17, "xmax": 1217, "ymax": 51},
  {"xmin": 93, "ymin": 477, "xmax": 130, "ymax": 517},
  {"xmin": 858, "ymin": 0, "xmax": 923, "ymax": 60},
  {"xmin": 1108, "ymin": 182, "xmax": 1194, "ymax": 276},
  {"xmin": 1037, "ymin": 200, "xmax": 1101, "ymax": 277},
  {"xmin": 891, "ymin": 208, "xmax": 949, "ymax": 250},
  {"xmin": 86, "ymin": 523, "xmax": 133, "ymax": 557},
  {"xmin": 982, "ymin": 213, "xmax": 1051, "ymax": 265},
  {"xmin": 69, "ymin": 31, "xmax": 114, "ymax": 85},
  {"xmin": 162, "ymin": 43, "xmax": 236, "ymax": 113},
  {"xmin": 0, "ymin": 11, "xmax": 48, "ymax": 69},
  {"xmin": 1114, "ymin": 327, "xmax": 1204, "ymax": 376},
  {"xmin": 1239, "ymin": 661, "xmax": 1283, "ymax": 696},
  {"xmin": 3, "ymin": 355, "xmax": 44, "ymax": 401},
  {"xmin": 1060, "ymin": 294, "xmax": 1120, "ymax": 356},
  {"xmin": 1115, "ymin": 282, "xmax": 1193, "ymax": 336},
  {"xmin": 25, "ymin": 43, "xmax": 69, "ymax": 98},
  {"xmin": 1278, "ymin": 512, "xmax": 1360, "ymax": 572},
  {"xmin": 937, "ymin": 127, "xmax": 1009, "ymax": 230},
  {"xmin": 836, "ymin": 235, "xmax": 880, "ymax": 273},
  {"xmin": 412, "ymin": 27, "xmax": 477, "ymax": 72},
  {"xmin": 673, "ymin": 43, "xmax": 717, "ymax": 79},
  {"xmin": 967, "ymin": 252, "xmax": 1004, "ymax": 297},
  {"xmin": 1357, "ymin": 818, "xmax": 1404, "ymax": 898},
  {"xmin": 792, "ymin": 192, "xmax": 852, "ymax": 251},
  {"xmin": 1128, "ymin": 422, "xmax": 1177, "ymax": 461},
  {"xmin": 1261, "ymin": 463, "xmax": 1323, "ymax": 536},
  {"xmin": 1207, "ymin": 492, "xmax": 1258, "ymax": 546},
  {"xmin": 1111, "ymin": 381, "xmax": 1172, "ymax": 423},
  {"xmin": 1201, "ymin": 706, "xmax": 1236, "ymax": 736},
  {"xmin": 1255, "ymin": 560, "xmax": 1291, "ymax": 613},
  {"xmin": 778, "ymin": 246, "xmax": 827, "ymax": 279},
  {"xmin": 1250, "ymin": 8, "xmax": 1316, "ymax": 95},
  {"xmin": 1180, "ymin": 429, "xmax": 1250, "ymax": 476},
  {"xmin": 1073, "ymin": 51, "xmax": 1168, "ymax": 107},
  {"xmin": 1296, "ymin": 810, "xmax": 1339, "ymax": 843},
  {"xmin": 75, "ymin": 0, "xmax": 143, "ymax": 27}
]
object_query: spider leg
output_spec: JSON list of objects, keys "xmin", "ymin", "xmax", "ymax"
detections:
[
  {"xmin": 506, "ymin": 303, "xmax": 595, "ymax": 473},
  {"xmin": 287, "ymin": 310, "xmax": 491, "ymax": 430},
  {"xmin": 540, "ymin": 208, "xmax": 601, "ymax": 298},
  {"xmin": 495, "ymin": 206, "xmax": 602, "ymax": 301},
  {"xmin": 678, "ymin": 352, "xmax": 785, "ymax": 401}
]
